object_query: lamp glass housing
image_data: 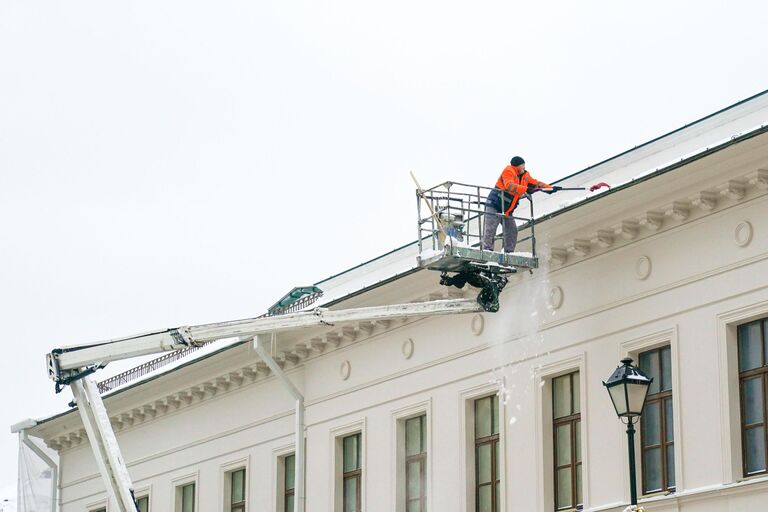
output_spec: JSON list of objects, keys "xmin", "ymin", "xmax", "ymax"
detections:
[{"xmin": 604, "ymin": 358, "xmax": 652, "ymax": 418}]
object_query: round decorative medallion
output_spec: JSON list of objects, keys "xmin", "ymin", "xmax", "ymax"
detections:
[
  {"xmin": 548, "ymin": 286, "xmax": 564, "ymax": 310},
  {"xmin": 735, "ymin": 220, "xmax": 753, "ymax": 247},
  {"xmin": 635, "ymin": 255, "xmax": 652, "ymax": 281},
  {"xmin": 471, "ymin": 314, "xmax": 485, "ymax": 336},
  {"xmin": 340, "ymin": 360, "xmax": 351, "ymax": 380},
  {"xmin": 402, "ymin": 338, "xmax": 415, "ymax": 359}
]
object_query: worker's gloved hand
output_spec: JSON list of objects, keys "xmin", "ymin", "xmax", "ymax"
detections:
[{"xmin": 526, "ymin": 183, "xmax": 537, "ymax": 194}]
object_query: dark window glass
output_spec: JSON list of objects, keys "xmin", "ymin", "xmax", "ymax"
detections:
[
  {"xmin": 181, "ymin": 483, "xmax": 195, "ymax": 512},
  {"xmin": 638, "ymin": 346, "xmax": 675, "ymax": 494},
  {"xmin": 137, "ymin": 496, "xmax": 149, "ymax": 512},
  {"xmin": 405, "ymin": 415, "xmax": 427, "ymax": 512},
  {"xmin": 739, "ymin": 322, "xmax": 763, "ymax": 371},
  {"xmin": 342, "ymin": 433, "xmax": 361, "ymax": 512},
  {"xmin": 230, "ymin": 468, "xmax": 246, "ymax": 512},
  {"xmin": 475, "ymin": 396, "xmax": 500, "ymax": 512},
  {"xmin": 738, "ymin": 319, "xmax": 768, "ymax": 476},
  {"xmin": 552, "ymin": 372, "xmax": 581, "ymax": 510},
  {"xmin": 284, "ymin": 454, "xmax": 295, "ymax": 512}
]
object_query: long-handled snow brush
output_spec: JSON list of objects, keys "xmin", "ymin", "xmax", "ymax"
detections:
[{"xmin": 554, "ymin": 182, "xmax": 612, "ymax": 192}]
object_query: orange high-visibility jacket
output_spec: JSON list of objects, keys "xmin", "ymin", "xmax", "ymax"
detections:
[{"xmin": 494, "ymin": 165, "xmax": 551, "ymax": 215}]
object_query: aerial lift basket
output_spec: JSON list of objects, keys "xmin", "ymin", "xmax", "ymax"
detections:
[{"xmin": 414, "ymin": 180, "xmax": 539, "ymax": 312}]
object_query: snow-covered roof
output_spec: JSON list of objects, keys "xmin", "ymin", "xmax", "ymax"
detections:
[{"xmin": 312, "ymin": 88, "xmax": 768, "ymax": 307}]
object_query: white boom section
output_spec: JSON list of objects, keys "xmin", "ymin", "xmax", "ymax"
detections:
[
  {"xmin": 187, "ymin": 298, "xmax": 482, "ymax": 343},
  {"xmin": 49, "ymin": 328, "xmax": 194, "ymax": 373},
  {"xmin": 49, "ymin": 299, "xmax": 481, "ymax": 380},
  {"xmin": 71, "ymin": 375, "xmax": 138, "ymax": 512},
  {"xmin": 47, "ymin": 297, "xmax": 482, "ymax": 512}
]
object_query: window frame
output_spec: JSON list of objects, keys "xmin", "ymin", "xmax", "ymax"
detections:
[
  {"xmin": 638, "ymin": 346, "xmax": 676, "ymax": 495},
  {"xmin": 737, "ymin": 318, "xmax": 768, "ymax": 477},
  {"xmin": 229, "ymin": 468, "xmax": 247, "ymax": 512},
  {"xmin": 342, "ymin": 432, "xmax": 362, "ymax": 512},
  {"xmin": 283, "ymin": 453, "xmax": 296, "ymax": 512},
  {"xmin": 460, "ymin": 385, "xmax": 506, "ymax": 512},
  {"xmin": 331, "ymin": 419, "xmax": 365, "ymax": 512},
  {"xmin": 179, "ymin": 482, "xmax": 196, "ymax": 512},
  {"xmin": 87, "ymin": 497, "xmax": 108, "ymax": 512},
  {"xmin": 533, "ymin": 355, "xmax": 587, "ymax": 512},
  {"xmin": 474, "ymin": 394, "xmax": 501, "ymax": 512},
  {"xmin": 404, "ymin": 414, "xmax": 428, "ymax": 512},
  {"xmin": 552, "ymin": 371, "xmax": 582, "ymax": 511},
  {"xmin": 392, "ymin": 400, "xmax": 431, "ymax": 512},
  {"xmin": 220, "ymin": 458, "xmax": 249, "ymax": 512},
  {"xmin": 136, "ymin": 493, "xmax": 151, "ymax": 512},
  {"xmin": 172, "ymin": 472, "xmax": 199, "ymax": 512},
  {"xmin": 623, "ymin": 328, "xmax": 682, "ymax": 493}
]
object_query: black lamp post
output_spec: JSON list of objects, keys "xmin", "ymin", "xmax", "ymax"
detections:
[{"xmin": 603, "ymin": 357, "xmax": 652, "ymax": 507}]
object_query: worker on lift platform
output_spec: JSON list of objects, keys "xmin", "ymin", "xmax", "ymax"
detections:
[{"xmin": 482, "ymin": 156, "xmax": 562, "ymax": 252}]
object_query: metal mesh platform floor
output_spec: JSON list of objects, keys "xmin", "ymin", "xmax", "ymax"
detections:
[{"xmin": 417, "ymin": 245, "xmax": 539, "ymax": 273}]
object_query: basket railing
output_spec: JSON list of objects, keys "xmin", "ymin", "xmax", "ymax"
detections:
[{"xmin": 416, "ymin": 181, "xmax": 536, "ymax": 260}]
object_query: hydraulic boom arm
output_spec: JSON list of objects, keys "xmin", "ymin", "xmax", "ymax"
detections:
[{"xmin": 46, "ymin": 297, "xmax": 483, "ymax": 512}]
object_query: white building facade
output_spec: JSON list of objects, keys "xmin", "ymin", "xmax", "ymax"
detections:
[{"xmin": 15, "ymin": 91, "xmax": 768, "ymax": 512}]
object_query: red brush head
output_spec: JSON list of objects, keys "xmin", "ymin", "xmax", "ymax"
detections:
[{"xmin": 589, "ymin": 182, "xmax": 610, "ymax": 192}]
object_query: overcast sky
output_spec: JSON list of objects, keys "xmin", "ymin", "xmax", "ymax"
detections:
[{"xmin": 2, "ymin": 0, "xmax": 767, "ymax": 493}]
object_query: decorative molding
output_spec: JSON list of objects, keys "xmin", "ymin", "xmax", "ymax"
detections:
[
  {"xmin": 639, "ymin": 211, "xmax": 664, "ymax": 231},
  {"xmin": 595, "ymin": 229, "xmax": 614, "ymax": 248},
  {"xmin": 753, "ymin": 168, "xmax": 768, "ymax": 190},
  {"xmin": 471, "ymin": 314, "xmax": 485, "ymax": 336},
  {"xmin": 723, "ymin": 180, "xmax": 746, "ymax": 201},
  {"xmin": 667, "ymin": 201, "xmax": 690, "ymax": 221},
  {"xmin": 549, "ymin": 248, "xmax": 568, "ymax": 265},
  {"xmin": 694, "ymin": 191, "xmax": 719, "ymax": 211},
  {"xmin": 548, "ymin": 286, "xmax": 564, "ymax": 310},
  {"xmin": 618, "ymin": 220, "xmax": 639, "ymax": 240},
  {"xmin": 569, "ymin": 239, "xmax": 591, "ymax": 257},
  {"xmin": 401, "ymin": 338, "xmax": 415, "ymax": 359},
  {"xmin": 548, "ymin": 167, "xmax": 768, "ymax": 270},
  {"xmin": 734, "ymin": 220, "xmax": 753, "ymax": 247},
  {"xmin": 635, "ymin": 255, "xmax": 652, "ymax": 281},
  {"xmin": 340, "ymin": 360, "xmax": 351, "ymax": 381}
]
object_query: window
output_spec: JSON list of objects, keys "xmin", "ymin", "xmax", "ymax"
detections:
[
  {"xmin": 137, "ymin": 496, "xmax": 149, "ymax": 512},
  {"xmin": 94, "ymin": 508, "xmax": 106, "ymax": 512},
  {"xmin": 738, "ymin": 319, "xmax": 768, "ymax": 476},
  {"xmin": 229, "ymin": 468, "xmax": 246, "ymax": 512},
  {"xmin": 405, "ymin": 415, "xmax": 427, "ymax": 512},
  {"xmin": 284, "ymin": 454, "xmax": 295, "ymax": 512},
  {"xmin": 638, "ymin": 346, "xmax": 675, "ymax": 493},
  {"xmin": 177, "ymin": 482, "xmax": 195, "ymax": 512},
  {"xmin": 343, "ymin": 433, "xmax": 361, "ymax": 512},
  {"xmin": 474, "ymin": 395, "xmax": 500, "ymax": 512},
  {"xmin": 552, "ymin": 372, "xmax": 581, "ymax": 511}
]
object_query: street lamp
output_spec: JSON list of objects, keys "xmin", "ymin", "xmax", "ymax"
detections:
[{"xmin": 603, "ymin": 357, "xmax": 652, "ymax": 507}]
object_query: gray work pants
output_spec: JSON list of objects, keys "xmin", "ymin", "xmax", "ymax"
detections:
[{"xmin": 482, "ymin": 206, "xmax": 518, "ymax": 252}]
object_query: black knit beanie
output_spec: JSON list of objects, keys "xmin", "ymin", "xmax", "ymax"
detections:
[{"xmin": 510, "ymin": 156, "xmax": 525, "ymax": 166}]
